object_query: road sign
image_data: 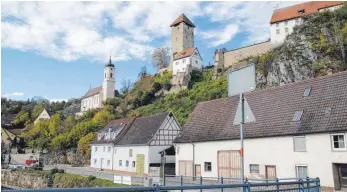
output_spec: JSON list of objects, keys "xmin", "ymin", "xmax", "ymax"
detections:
[
  {"xmin": 233, "ymin": 97, "xmax": 256, "ymax": 125},
  {"xmin": 228, "ymin": 64, "xmax": 256, "ymax": 97}
]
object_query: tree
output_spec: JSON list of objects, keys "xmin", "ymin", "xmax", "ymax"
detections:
[
  {"xmin": 77, "ymin": 133, "xmax": 96, "ymax": 158},
  {"xmin": 121, "ymin": 79, "xmax": 132, "ymax": 94},
  {"xmin": 151, "ymin": 47, "xmax": 170, "ymax": 70},
  {"xmin": 138, "ymin": 66, "xmax": 148, "ymax": 78}
]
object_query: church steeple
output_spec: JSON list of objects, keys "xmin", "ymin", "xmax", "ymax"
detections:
[{"xmin": 106, "ymin": 56, "xmax": 114, "ymax": 67}]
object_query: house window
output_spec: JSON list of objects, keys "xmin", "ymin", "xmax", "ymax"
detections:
[
  {"xmin": 285, "ymin": 21, "xmax": 288, "ymax": 26},
  {"xmin": 298, "ymin": 9, "xmax": 305, "ymax": 14},
  {"xmin": 296, "ymin": 165, "xmax": 308, "ymax": 178},
  {"xmin": 108, "ymin": 147, "xmax": 111, "ymax": 152},
  {"xmin": 95, "ymin": 147, "xmax": 98, "ymax": 152},
  {"xmin": 303, "ymin": 87, "xmax": 311, "ymax": 96},
  {"xmin": 276, "ymin": 29, "xmax": 280, "ymax": 34},
  {"xmin": 276, "ymin": 23, "xmax": 279, "ymax": 27},
  {"xmin": 331, "ymin": 134, "xmax": 346, "ymax": 150},
  {"xmin": 293, "ymin": 136, "xmax": 306, "ymax": 152},
  {"xmin": 182, "ymin": 59, "xmax": 186, "ymax": 63},
  {"xmin": 103, "ymin": 147, "xmax": 106, "ymax": 152},
  {"xmin": 94, "ymin": 159, "xmax": 97, "ymax": 164},
  {"xmin": 250, "ymin": 164, "xmax": 259, "ymax": 174},
  {"xmin": 195, "ymin": 60, "xmax": 198, "ymax": 65},
  {"xmin": 129, "ymin": 149, "xmax": 133, "ymax": 157},
  {"xmin": 285, "ymin": 28, "xmax": 289, "ymax": 33},
  {"xmin": 293, "ymin": 111, "xmax": 303, "ymax": 121},
  {"xmin": 107, "ymin": 160, "xmax": 110, "ymax": 166},
  {"xmin": 114, "ymin": 148, "xmax": 117, "ymax": 154},
  {"xmin": 132, "ymin": 161, "xmax": 136, "ymax": 167},
  {"xmin": 119, "ymin": 160, "xmax": 122, "ymax": 166},
  {"xmin": 204, "ymin": 162, "xmax": 212, "ymax": 172},
  {"xmin": 126, "ymin": 160, "xmax": 129, "ymax": 167}
]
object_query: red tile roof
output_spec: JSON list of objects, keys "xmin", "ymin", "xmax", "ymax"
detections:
[
  {"xmin": 174, "ymin": 47, "xmax": 196, "ymax": 60},
  {"xmin": 270, "ymin": 1, "xmax": 344, "ymax": 24},
  {"xmin": 170, "ymin": 13, "xmax": 195, "ymax": 27}
]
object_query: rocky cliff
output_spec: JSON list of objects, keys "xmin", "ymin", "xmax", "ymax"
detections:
[{"xmin": 235, "ymin": 4, "xmax": 347, "ymax": 89}]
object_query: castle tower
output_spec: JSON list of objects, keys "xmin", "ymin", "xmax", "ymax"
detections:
[
  {"xmin": 170, "ymin": 13, "xmax": 195, "ymax": 69},
  {"xmin": 102, "ymin": 56, "xmax": 115, "ymax": 101}
]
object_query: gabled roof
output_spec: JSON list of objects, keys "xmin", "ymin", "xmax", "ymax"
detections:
[
  {"xmin": 174, "ymin": 71, "xmax": 347, "ymax": 143},
  {"xmin": 115, "ymin": 112, "xmax": 171, "ymax": 145},
  {"xmin": 91, "ymin": 117, "xmax": 135, "ymax": 144},
  {"xmin": 270, "ymin": 1, "xmax": 344, "ymax": 24},
  {"xmin": 1, "ymin": 114, "xmax": 17, "ymax": 125},
  {"xmin": 83, "ymin": 86, "xmax": 102, "ymax": 98},
  {"xmin": 170, "ymin": 13, "xmax": 195, "ymax": 28},
  {"xmin": 174, "ymin": 47, "xmax": 201, "ymax": 61}
]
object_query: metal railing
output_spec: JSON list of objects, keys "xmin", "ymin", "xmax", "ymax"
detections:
[{"xmin": 3, "ymin": 177, "xmax": 320, "ymax": 192}]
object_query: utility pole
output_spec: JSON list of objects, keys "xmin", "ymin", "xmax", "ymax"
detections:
[{"xmin": 240, "ymin": 93, "xmax": 245, "ymax": 183}]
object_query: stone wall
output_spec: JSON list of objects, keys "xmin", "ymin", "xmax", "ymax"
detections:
[
  {"xmin": 215, "ymin": 41, "xmax": 273, "ymax": 69},
  {"xmin": 1, "ymin": 169, "xmax": 50, "ymax": 189},
  {"xmin": 43, "ymin": 149, "xmax": 89, "ymax": 166}
]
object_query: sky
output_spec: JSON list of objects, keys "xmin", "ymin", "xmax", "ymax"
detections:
[{"xmin": 1, "ymin": 1, "xmax": 301, "ymax": 101}]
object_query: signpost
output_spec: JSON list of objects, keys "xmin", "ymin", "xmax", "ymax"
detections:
[{"xmin": 227, "ymin": 64, "xmax": 256, "ymax": 183}]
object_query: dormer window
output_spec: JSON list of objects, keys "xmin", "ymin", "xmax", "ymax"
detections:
[
  {"xmin": 112, "ymin": 132, "xmax": 116, "ymax": 139},
  {"xmin": 298, "ymin": 9, "xmax": 305, "ymax": 14},
  {"xmin": 98, "ymin": 133, "xmax": 102, "ymax": 140}
]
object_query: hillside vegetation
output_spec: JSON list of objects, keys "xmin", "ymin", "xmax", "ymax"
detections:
[{"xmin": 2, "ymin": 4, "xmax": 346, "ymax": 159}]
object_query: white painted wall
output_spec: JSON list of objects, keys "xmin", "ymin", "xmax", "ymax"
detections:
[
  {"xmin": 175, "ymin": 132, "xmax": 347, "ymax": 187},
  {"xmin": 81, "ymin": 93, "xmax": 102, "ymax": 112},
  {"xmin": 113, "ymin": 145, "xmax": 150, "ymax": 174},
  {"xmin": 270, "ymin": 18, "xmax": 299, "ymax": 45},
  {"xmin": 173, "ymin": 50, "xmax": 202, "ymax": 75},
  {"xmin": 90, "ymin": 144, "xmax": 114, "ymax": 170},
  {"xmin": 102, "ymin": 65, "xmax": 115, "ymax": 101}
]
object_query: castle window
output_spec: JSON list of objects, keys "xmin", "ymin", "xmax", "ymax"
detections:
[{"xmin": 110, "ymin": 73, "xmax": 112, "ymax": 78}]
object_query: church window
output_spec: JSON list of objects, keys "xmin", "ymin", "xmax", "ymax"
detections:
[{"xmin": 110, "ymin": 73, "xmax": 113, "ymax": 78}]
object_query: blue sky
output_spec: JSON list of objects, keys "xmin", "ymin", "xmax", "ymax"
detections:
[{"xmin": 1, "ymin": 1, "xmax": 299, "ymax": 101}]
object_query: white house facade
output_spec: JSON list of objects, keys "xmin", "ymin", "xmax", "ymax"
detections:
[
  {"xmin": 270, "ymin": 1, "xmax": 344, "ymax": 44},
  {"xmin": 174, "ymin": 71, "xmax": 347, "ymax": 190},
  {"xmin": 90, "ymin": 112, "xmax": 181, "ymax": 175},
  {"xmin": 80, "ymin": 57, "xmax": 118, "ymax": 113},
  {"xmin": 34, "ymin": 109, "xmax": 51, "ymax": 124},
  {"xmin": 173, "ymin": 47, "xmax": 202, "ymax": 76}
]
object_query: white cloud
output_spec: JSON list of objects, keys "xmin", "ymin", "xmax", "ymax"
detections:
[
  {"xmin": 2, "ymin": 92, "xmax": 25, "ymax": 98},
  {"xmin": 200, "ymin": 24, "xmax": 239, "ymax": 47},
  {"xmin": 1, "ymin": 1, "xmax": 305, "ymax": 61},
  {"xmin": 1, "ymin": 1, "xmax": 202, "ymax": 62},
  {"xmin": 203, "ymin": 1, "xmax": 303, "ymax": 46}
]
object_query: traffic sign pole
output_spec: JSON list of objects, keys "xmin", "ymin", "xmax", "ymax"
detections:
[{"xmin": 240, "ymin": 93, "xmax": 245, "ymax": 183}]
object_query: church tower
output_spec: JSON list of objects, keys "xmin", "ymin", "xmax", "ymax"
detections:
[
  {"xmin": 102, "ymin": 56, "xmax": 115, "ymax": 101},
  {"xmin": 170, "ymin": 13, "xmax": 195, "ymax": 68}
]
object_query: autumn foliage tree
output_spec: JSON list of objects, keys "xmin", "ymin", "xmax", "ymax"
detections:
[{"xmin": 151, "ymin": 47, "xmax": 170, "ymax": 70}]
